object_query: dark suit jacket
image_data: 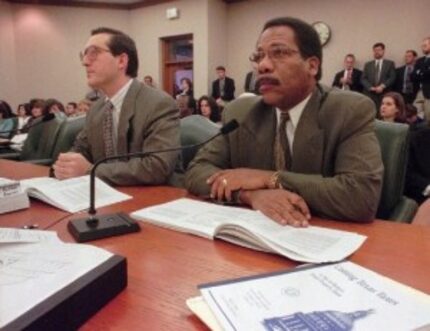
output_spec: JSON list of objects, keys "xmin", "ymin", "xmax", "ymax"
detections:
[
  {"xmin": 405, "ymin": 127, "xmax": 430, "ymax": 203},
  {"xmin": 244, "ymin": 71, "xmax": 259, "ymax": 94},
  {"xmin": 411, "ymin": 56, "xmax": 430, "ymax": 98},
  {"xmin": 332, "ymin": 68, "xmax": 363, "ymax": 92},
  {"xmin": 361, "ymin": 59, "xmax": 396, "ymax": 91},
  {"xmin": 185, "ymin": 85, "xmax": 383, "ymax": 222},
  {"xmin": 394, "ymin": 65, "xmax": 419, "ymax": 103},
  {"xmin": 212, "ymin": 77, "xmax": 235, "ymax": 101},
  {"xmin": 72, "ymin": 79, "xmax": 180, "ymax": 186}
]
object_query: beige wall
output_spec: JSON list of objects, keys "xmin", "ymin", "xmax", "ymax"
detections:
[
  {"xmin": 130, "ymin": 0, "xmax": 210, "ymax": 98},
  {"xmin": 226, "ymin": 0, "xmax": 430, "ymax": 93},
  {"xmin": 0, "ymin": 1, "xmax": 17, "ymax": 108},
  {"xmin": 2, "ymin": 3, "xmax": 129, "ymax": 109},
  {"xmin": 1, "ymin": 0, "xmax": 429, "ymax": 108}
]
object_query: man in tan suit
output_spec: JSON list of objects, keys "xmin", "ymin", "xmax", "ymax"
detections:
[
  {"xmin": 53, "ymin": 27, "xmax": 179, "ymax": 185},
  {"xmin": 185, "ymin": 17, "xmax": 383, "ymax": 226}
]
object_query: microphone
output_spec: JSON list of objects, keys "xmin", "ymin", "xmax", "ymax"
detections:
[
  {"xmin": 68, "ymin": 119, "xmax": 240, "ymax": 242},
  {"xmin": 0, "ymin": 113, "xmax": 56, "ymax": 135}
]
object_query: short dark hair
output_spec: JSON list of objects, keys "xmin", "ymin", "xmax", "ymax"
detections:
[
  {"xmin": 216, "ymin": 66, "xmax": 226, "ymax": 71},
  {"xmin": 262, "ymin": 17, "xmax": 322, "ymax": 80},
  {"xmin": 406, "ymin": 49, "xmax": 418, "ymax": 57},
  {"xmin": 345, "ymin": 53, "xmax": 355, "ymax": 60},
  {"xmin": 91, "ymin": 27, "xmax": 138, "ymax": 78},
  {"xmin": 373, "ymin": 42, "xmax": 385, "ymax": 50}
]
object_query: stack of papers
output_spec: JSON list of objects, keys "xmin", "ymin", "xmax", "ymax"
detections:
[{"xmin": 188, "ymin": 261, "xmax": 430, "ymax": 331}]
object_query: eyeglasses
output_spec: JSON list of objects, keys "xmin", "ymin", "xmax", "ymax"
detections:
[
  {"xmin": 249, "ymin": 46, "xmax": 300, "ymax": 64},
  {"xmin": 79, "ymin": 46, "xmax": 112, "ymax": 62}
]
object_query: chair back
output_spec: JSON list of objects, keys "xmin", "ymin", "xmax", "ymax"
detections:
[
  {"xmin": 180, "ymin": 115, "xmax": 220, "ymax": 169},
  {"xmin": 374, "ymin": 120, "xmax": 412, "ymax": 219},
  {"xmin": 19, "ymin": 115, "xmax": 65, "ymax": 161},
  {"xmin": 50, "ymin": 116, "xmax": 86, "ymax": 162}
]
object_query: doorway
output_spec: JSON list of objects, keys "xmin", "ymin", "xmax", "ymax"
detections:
[{"xmin": 161, "ymin": 34, "xmax": 193, "ymax": 97}]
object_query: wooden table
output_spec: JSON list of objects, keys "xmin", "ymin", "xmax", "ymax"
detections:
[{"xmin": 1, "ymin": 160, "xmax": 429, "ymax": 330}]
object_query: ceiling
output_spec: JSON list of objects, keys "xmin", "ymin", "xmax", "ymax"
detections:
[{"xmin": 5, "ymin": 0, "xmax": 243, "ymax": 10}]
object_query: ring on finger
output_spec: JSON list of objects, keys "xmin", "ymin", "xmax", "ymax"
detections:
[{"xmin": 222, "ymin": 178, "xmax": 228, "ymax": 186}]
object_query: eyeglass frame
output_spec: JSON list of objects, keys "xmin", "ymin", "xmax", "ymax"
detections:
[
  {"xmin": 79, "ymin": 45, "xmax": 112, "ymax": 62},
  {"xmin": 249, "ymin": 45, "xmax": 301, "ymax": 65}
]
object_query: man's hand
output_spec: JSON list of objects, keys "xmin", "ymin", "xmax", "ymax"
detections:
[
  {"xmin": 374, "ymin": 85, "xmax": 384, "ymax": 94},
  {"xmin": 53, "ymin": 152, "xmax": 92, "ymax": 179},
  {"xmin": 240, "ymin": 189, "xmax": 311, "ymax": 227},
  {"xmin": 207, "ymin": 168, "xmax": 273, "ymax": 201}
]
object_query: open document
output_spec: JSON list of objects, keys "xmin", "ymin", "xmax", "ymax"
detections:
[
  {"xmin": 131, "ymin": 198, "xmax": 366, "ymax": 263},
  {"xmin": 20, "ymin": 176, "xmax": 131, "ymax": 213},
  {"xmin": 192, "ymin": 261, "xmax": 430, "ymax": 331},
  {"xmin": 0, "ymin": 242, "xmax": 113, "ymax": 329}
]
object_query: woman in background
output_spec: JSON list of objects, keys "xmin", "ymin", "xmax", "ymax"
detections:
[
  {"xmin": 22, "ymin": 99, "xmax": 46, "ymax": 133},
  {"xmin": 44, "ymin": 99, "xmax": 67, "ymax": 119},
  {"xmin": 16, "ymin": 103, "xmax": 31, "ymax": 131},
  {"xmin": 379, "ymin": 92, "xmax": 406, "ymax": 123},
  {"xmin": 0, "ymin": 100, "xmax": 16, "ymax": 138},
  {"xmin": 196, "ymin": 96, "xmax": 221, "ymax": 124}
]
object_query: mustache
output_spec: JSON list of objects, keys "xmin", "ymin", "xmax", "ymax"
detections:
[{"xmin": 256, "ymin": 76, "xmax": 280, "ymax": 86}]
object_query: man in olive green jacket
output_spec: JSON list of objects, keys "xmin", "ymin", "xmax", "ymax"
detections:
[{"xmin": 185, "ymin": 17, "xmax": 383, "ymax": 226}]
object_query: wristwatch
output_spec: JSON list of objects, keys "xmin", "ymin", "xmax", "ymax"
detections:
[{"xmin": 268, "ymin": 171, "xmax": 283, "ymax": 189}]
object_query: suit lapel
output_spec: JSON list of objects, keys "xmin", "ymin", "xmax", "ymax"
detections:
[
  {"xmin": 117, "ymin": 79, "xmax": 140, "ymax": 154},
  {"xmin": 239, "ymin": 100, "xmax": 276, "ymax": 169},
  {"xmin": 291, "ymin": 87, "xmax": 324, "ymax": 173}
]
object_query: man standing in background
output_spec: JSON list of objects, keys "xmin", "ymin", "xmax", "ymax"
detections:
[
  {"xmin": 211, "ymin": 66, "xmax": 235, "ymax": 108},
  {"xmin": 361, "ymin": 42, "xmax": 396, "ymax": 110},
  {"xmin": 332, "ymin": 54, "xmax": 362, "ymax": 92},
  {"xmin": 412, "ymin": 37, "xmax": 430, "ymax": 122},
  {"xmin": 394, "ymin": 50, "xmax": 418, "ymax": 104}
]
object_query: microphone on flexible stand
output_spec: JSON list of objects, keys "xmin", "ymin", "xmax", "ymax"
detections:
[
  {"xmin": 0, "ymin": 113, "xmax": 56, "ymax": 136},
  {"xmin": 67, "ymin": 119, "xmax": 240, "ymax": 242}
]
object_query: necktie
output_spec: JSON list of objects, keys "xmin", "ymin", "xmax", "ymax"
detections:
[
  {"xmin": 102, "ymin": 101, "xmax": 115, "ymax": 158},
  {"xmin": 404, "ymin": 65, "xmax": 413, "ymax": 94},
  {"xmin": 219, "ymin": 79, "xmax": 225, "ymax": 98},
  {"xmin": 274, "ymin": 112, "xmax": 292, "ymax": 170},
  {"xmin": 375, "ymin": 61, "xmax": 381, "ymax": 85}
]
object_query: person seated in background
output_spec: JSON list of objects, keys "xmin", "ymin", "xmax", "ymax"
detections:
[
  {"xmin": 405, "ymin": 125, "xmax": 430, "ymax": 204},
  {"xmin": 22, "ymin": 99, "xmax": 46, "ymax": 133},
  {"xmin": 65, "ymin": 102, "xmax": 78, "ymax": 117},
  {"xmin": 196, "ymin": 95, "xmax": 221, "ymax": 124},
  {"xmin": 186, "ymin": 17, "xmax": 383, "ymax": 226},
  {"xmin": 176, "ymin": 94, "xmax": 195, "ymax": 118},
  {"xmin": 379, "ymin": 92, "xmax": 406, "ymax": 123},
  {"xmin": 53, "ymin": 27, "xmax": 179, "ymax": 186},
  {"xmin": 16, "ymin": 103, "xmax": 31, "ymax": 132},
  {"xmin": 143, "ymin": 75, "xmax": 155, "ymax": 88},
  {"xmin": 0, "ymin": 100, "xmax": 16, "ymax": 139},
  {"xmin": 75, "ymin": 99, "xmax": 92, "ymax": 117},
  {"xmin": 45, "ymin": 99, "xmax": 67, "ymax": 119},
  {"xmin": 332, "ymin": 54, "xmax": 363, "ymax": 92},
  {"xmin": 176, "ymin": 77, "xmax": 196, "ymax": 110},
  {"xmin": 405, "ymin": 104, "xmax": 426, "ymax": 131}
]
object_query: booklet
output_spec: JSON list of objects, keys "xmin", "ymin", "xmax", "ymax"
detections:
[
  {"xmin": 19, "ymin": 176, "xmax": 131, "ymax": 213},
  {"xmin": 191, "ymin": 261, "xmax": 430, "ymax": 331},
  {"xmin": 131, "ymin": 198, "xmax": 366, "ymax": 263}
]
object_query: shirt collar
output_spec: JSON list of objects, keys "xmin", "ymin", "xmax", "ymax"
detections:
[
  {"xmin": 106, "ymin": 78, "xmax": 133, "ymax": 112},
  {"xmin": 276, "ymin": 93, "xmax": 312, "ymax": 129}
]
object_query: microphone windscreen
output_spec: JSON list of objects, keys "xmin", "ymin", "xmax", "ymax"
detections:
[
  {"xmin": 220, "ymin": 119, "xmax": 239, "ymax": 135},
  {"xmin": 42, "ymin": 113, "xmax": 56, "ymax": 122}
]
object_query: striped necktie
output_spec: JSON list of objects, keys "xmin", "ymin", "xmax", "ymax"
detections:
[
  {"xmin": 102, "ymin": 101, "xmax": 115, "ymax": 158},
  {"xmin": 274, "ymin": 111, "xmax": 292, "ymax": 170}
]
